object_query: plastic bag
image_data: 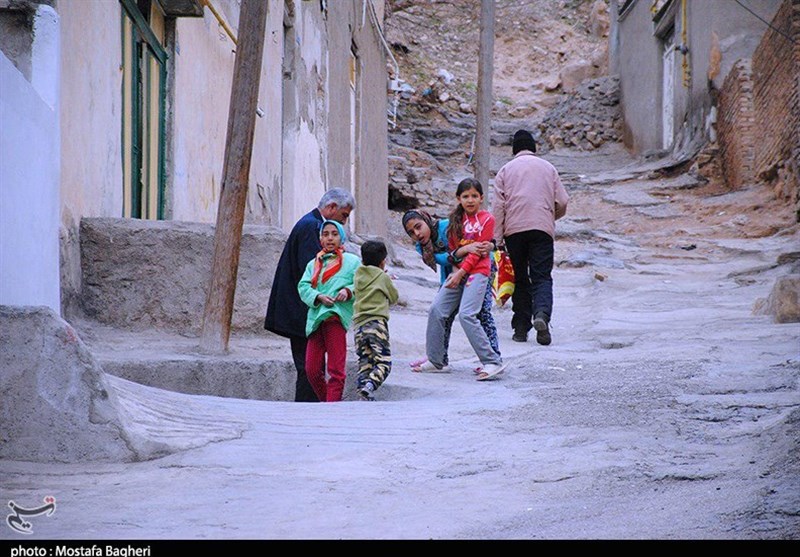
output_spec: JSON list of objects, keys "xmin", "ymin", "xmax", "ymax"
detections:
[{"xmin": 492, "ymin": 250, "xmax": 515, "ymax": 307}]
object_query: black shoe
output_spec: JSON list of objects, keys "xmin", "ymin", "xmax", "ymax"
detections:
[
  {"xmin": 533, "ymin": 314, "xmax": 551, "ymax": 346},
  {"xmin": 512, "ymin": 330, "xmax": 528, "ymax": 342}
]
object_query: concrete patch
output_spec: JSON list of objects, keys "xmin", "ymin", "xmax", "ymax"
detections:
[{"xmin": 0, "ymin": 306, "xmax": 246, "ymax": 463}]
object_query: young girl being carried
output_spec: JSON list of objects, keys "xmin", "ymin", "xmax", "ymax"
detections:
[
  {"xmin": 402, "ymin": 209, "xmax": 500, "ymax": 373},
  {"xmin": 297, "ymin": 220, "xmax": 361, "ymax": 401},
  {"xmin": 421, "ymin": 178, "xmax": 506, "ymax": 381}
]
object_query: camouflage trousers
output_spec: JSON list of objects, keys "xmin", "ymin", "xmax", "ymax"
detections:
[{"xmin": 354, "ymin": 318, "xmax": 392, "ymax": 390}]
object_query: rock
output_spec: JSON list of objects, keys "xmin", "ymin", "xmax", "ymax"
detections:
[
  {"xmin": 436, "ymin": 68, "xmax": 454, "ymax": 84},
  {"xmin": 589, "ymin": 0, "xmax": 610, "ymax": 38},
  {"xmin": 543, "ymin": 77, "xmax": 561, "ymax": 92},
  {"xmin": 557, "ymin": 249, "xmax": 626, "ymax": 269},
  {"xmin": 508, "ymin": 104, "xmax": 537, "ymax": 118},
  {"xmin": 459, "ymin": 102, "xmax": 472, "ymax": 114},
  {"xmin": 754, "ymin": 275, "xmax": 800, "ymax": 323},
  {"xmin": 560, "ymin": 59, "xmax": 597, "ymax": 92}
]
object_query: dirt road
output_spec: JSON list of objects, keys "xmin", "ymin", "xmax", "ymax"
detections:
[{"xmin": 2, "ymin": 145, "xmax": 798, "ymax": 540}]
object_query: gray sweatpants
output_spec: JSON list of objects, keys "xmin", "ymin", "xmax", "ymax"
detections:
[{"xmin": 426, "ymin": 273, "xmax": 502, "ymax": 368}]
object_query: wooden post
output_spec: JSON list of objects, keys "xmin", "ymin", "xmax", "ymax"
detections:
[
  {"xmin": 200, "ymin": 0, "xmax": 268, "ymax": 353},
  {"xmin": 475, "ymin": 0, "xmax": 495, "ymax": 193}
]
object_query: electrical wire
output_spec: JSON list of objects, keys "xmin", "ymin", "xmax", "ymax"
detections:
[{"xmin": 733, "ymin": 0, "xmax": 797, "ymax": 45}]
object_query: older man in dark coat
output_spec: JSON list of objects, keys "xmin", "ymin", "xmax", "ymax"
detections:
[{"xmin": 265, "ymin": 188, "xmax": 355, "ymax": 402}]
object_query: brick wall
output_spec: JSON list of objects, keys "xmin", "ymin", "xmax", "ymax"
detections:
[
  {"xmin": 751, "ymin": 0, "xmax": 799, "ymax": 195},
  {"xmin": 794, "ymin": 0, "xmax": 800, "ymax": 219},
  {"xmin": 718, "ymin": 59, "xmax": 756, "ymax": 189}
]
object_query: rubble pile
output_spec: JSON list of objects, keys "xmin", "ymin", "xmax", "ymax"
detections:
[
  {"xmin": 536, "ymin": 76, "xmax": 623, "ymax": 151},
  {"xmin": 388, "ymin": 143, "xmax": 456, "ymax": 212}
]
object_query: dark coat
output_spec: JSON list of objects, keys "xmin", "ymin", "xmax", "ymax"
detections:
[{"xmin": 264, "ymin": 208, "xmax": 324, "ymax": 338}]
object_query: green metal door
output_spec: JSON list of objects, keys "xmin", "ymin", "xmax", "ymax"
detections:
[{"xmin": 121, "ymin": 0, "xmax": 167, "ymax": 220}]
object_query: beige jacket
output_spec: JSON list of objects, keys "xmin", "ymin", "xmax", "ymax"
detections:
[{"xmin": 492, "ymin": 151, "xmax": 569, "ymax": 240}]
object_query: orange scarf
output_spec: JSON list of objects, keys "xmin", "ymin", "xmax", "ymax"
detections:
[{"xmin": 310, "ymin": 247, "xmax": 344, "ymax": 288}]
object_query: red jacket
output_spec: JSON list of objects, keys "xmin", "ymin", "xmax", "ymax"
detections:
[{"xmin": 448, "ymin": 210, "xmax": 494, "ymax": 277}]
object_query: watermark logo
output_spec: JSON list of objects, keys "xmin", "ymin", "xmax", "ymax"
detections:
[{"xmin": 6, "ymin": 496, "xmax": 56, "ymax": 534}]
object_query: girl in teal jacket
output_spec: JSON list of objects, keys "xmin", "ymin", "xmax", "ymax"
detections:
[{"xmin": 298, "ymin": 220, "xmax": 361, "ymax": 401}]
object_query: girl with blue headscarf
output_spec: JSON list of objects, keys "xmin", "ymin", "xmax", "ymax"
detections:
[{"xmin": 297, "ymin": 220, "xmax": 361, "ymax": 401}]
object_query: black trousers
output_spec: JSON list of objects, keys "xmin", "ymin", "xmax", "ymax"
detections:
[
  {"xmin": 290, "ymin": 336, "xmax": 320, "ymax": 402},
  {"xmin": 505, "ymin": 229, "xmax": 554, "ymax": 334}
]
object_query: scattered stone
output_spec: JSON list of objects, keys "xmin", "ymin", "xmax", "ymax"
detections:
[
  {"xmin": 560, "ymin": 60, "xmax": 597, "ymax": 92},
  {"xmin": 594, "ymin": 272, "xmax": 607, "ymax": 282},
  {"xmin": 558, "ymin": 249, "xmax": 626, "ymax": 269},
  {"xmin": 436, "ymin": 68, "xmax": 454, "ymax": 84},
  {"xmin": 537, "ymin": 76, "xmax": 622, "ymax": 152},
  {"xmin": 599, "ymin": 341, "xmax": 634, "ymax": 349},
  {"xmin": 589, "ymin": 0, "xmax": 610, "ymax": 38},
  {"xmin": 754, "ymin": 275, "xmax": 800, "ymax": 323}
]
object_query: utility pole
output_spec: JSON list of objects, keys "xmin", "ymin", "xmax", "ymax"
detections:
[
  {"xmin": 200, "ymin": 0, "xmax": 268, "ymax": 353},
  {"xmin": 475, "ymin": 0, "xmax": 495, "ymax": 193}
]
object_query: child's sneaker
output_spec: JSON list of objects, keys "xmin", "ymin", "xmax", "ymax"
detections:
[{"xmin": 358, "ymin": 381, "xmax": 376, "ymax": 401}]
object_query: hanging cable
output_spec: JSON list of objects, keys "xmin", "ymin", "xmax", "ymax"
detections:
[
  {"xmin": 733, "ymin": 0, "xmax": 797, "ymax": 45},
  {"xmin": 367, "ymin": 1, "xmax": 402, "ymax": 129}
]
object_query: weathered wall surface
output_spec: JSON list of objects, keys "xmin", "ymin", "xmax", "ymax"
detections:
[
  {"xmin": 280, "ymin": 2, "xmax": 328, "ymax": 230},
  {"xmin": 0, "ymin": 45, "xmax": 60, "ymax": 312},
  {"xmin": 683, "ymin": 0, "xmax": 780, "ymax": 149},
  {"xmin": 752, "ymin": 0, "xmax": 799, "ymax": 200},
  {"xmin": 246, "ymin": 2, "xmax": 286, "ymax": 226},
  {"xmin": 716, "ymin": 0, "xmax": 798, "ymax": 211},
  {"xmin": 327, "ymin": 0, "xmax": 389, "ymax": 237},
  {"xmin": 718, "ymin": 59, "xmax": 756, "ymax": 189},
  {"xmin": 58, "ymin": 0, "xmax": 124, "ymax": 316},
  {"xmin": 59, "ymin": 0, "xmax": 124, "ymax": 227},
  {"xmin": 170, "ymin": 0, "xmax": 287, "ymax": 227},
  {"xmin": 169, "ymin": 2, "xmax": 238, "ymax": 224},
  {"xmin": 616, "ymin": 0, "xmax": 661, "ymax": 153},
  {"xmin": 79, "ymin": 218, "xmax": 285, "ymax": 333},
  {"xmin": 353, "ymin": 1, "xmax": 389, "ymax": 238},
  {"xmin": 617, "ymin": 0, "xmax": 781, "ymax": 155}
]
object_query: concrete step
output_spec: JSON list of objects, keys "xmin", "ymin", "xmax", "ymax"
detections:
[{"xmin": 71, "ymin": 318, "xmax": 370, "ymax": 402}]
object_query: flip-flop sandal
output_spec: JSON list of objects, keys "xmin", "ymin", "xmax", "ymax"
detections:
[
  {"xmin": 476, "ymin": 363, "xmax": 507, "ymax": 381},
  {"xmin": 409, "ymin": 357, "xmax": 428, "ymax": 369},
  {"xmin": 411, "ymin": 360, "xmax": 452, "ymax": 373}
]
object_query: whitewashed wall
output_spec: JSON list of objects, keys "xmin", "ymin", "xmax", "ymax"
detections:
[{"xmin": 0, "ymin": 6, "xmax": 60, "ymax": 312}]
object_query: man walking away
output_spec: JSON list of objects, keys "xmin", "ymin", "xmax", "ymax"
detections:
[
  {"xmin": 492, "ymin": 130, "xmax": 569, "ymax": 345},
  {"xmin": 265, "ymin": 188, "xmax": 355, "ymax": 401}
]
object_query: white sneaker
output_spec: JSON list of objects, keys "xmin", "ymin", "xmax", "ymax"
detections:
[{"xmin": 476, "ymin": 362, "xmax": 506, "ymax": 381}]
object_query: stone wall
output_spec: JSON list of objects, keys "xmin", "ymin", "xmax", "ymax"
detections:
[
  {"xmin": 718, "ymin": 59, "xmax": 756, "ymax": 189},
  {"xmin": 79, "ymin": 218, "xmax": 286, "ymax": 333}
]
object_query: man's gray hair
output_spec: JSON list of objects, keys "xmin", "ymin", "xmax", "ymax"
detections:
[{"xmin": 318, "ymin": 187, "xmax": 355, "ymax": 210}]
